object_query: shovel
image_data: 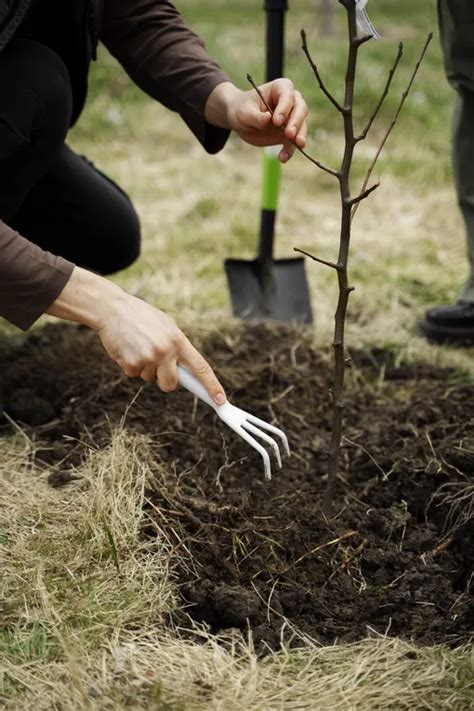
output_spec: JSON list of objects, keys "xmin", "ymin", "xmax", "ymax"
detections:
[{"xmin": 225, "ymin": 0, "xmax": 313, "ymax": 324}]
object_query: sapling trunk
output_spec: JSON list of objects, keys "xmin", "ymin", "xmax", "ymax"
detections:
[
  {"xmin": 297, "ymin": 2, "xmax": 431, "ymax": 512},
  {"xmin": 248, "ymin": 1, "xmax": 431, "ymax": 511},
  {"xmin": 324, "ymin": 2, "xmax": 359, "ymax": 513}
]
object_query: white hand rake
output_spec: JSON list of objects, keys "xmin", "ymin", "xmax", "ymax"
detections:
[{"xmin": 178, "ymin": 365, "xmax": 290, "ymax": 480}]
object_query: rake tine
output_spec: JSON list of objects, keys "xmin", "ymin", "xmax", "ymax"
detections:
[
  {"xmin": 236, "ymin": 426, "xmax": 272, "ymax": 480},
  {"xmin": 177, "ymin": 365, "xmax": 289, "ymax": 480},
  {"xmin": 245, "ymin": 414, "xmax": 291, "ymax": 457},
  {"xmin": 242, "ymin": 421, "xmax": 282, "ymax": 468}
]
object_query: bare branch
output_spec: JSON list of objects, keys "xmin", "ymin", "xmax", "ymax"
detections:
[
  {"xmin": 294, "ymin": 248, "xmax": 342, "ymax": 272},
  {"xmin": 246, "ymin": 73, "xmax": 273, "ymax": 114},
  {"xmin": 298, "ymin": 148, "xmax": 340, "ymax": 177},
  {"xmin": 353, "ymin": 34, "xmax": 373, "ymax": 47},
  {"xmin": 356, "ymin": 42, "xmax": 404, "ymax": 142},
  {"xmin": 352, "ymin": 32, "xmax": 433, "ymax": 220},
  {"xmin": 300, "ymin": 29, "xmax": 344, "ymax": 113},
  {"xmin": 247, "ymin": 73, "xmax": 339, "ymax": 178},
  {"xmin": 349, "ymin": 182, "xmax": 379, "ymax": 204}
]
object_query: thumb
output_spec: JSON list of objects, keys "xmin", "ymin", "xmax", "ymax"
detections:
[
  {"xmin": 180, "ymin": 340, "xmax": 227, "ymax": 406},
  {"xmin": 239, "ymin": 106, "xmax": 272, "ymax": 131}
]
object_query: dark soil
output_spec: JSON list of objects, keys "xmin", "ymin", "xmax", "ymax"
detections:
[{"xmin": 1, "ymin": 322, "xmax": 473, "ymax": 651}]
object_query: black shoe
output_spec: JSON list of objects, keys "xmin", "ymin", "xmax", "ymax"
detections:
[{"xmin": 418, "ymin": 300, "xmax": 474, "ymax": 345}]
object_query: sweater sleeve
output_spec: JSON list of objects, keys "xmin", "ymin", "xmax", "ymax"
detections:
[
  {"xmin": 0, "ymin": 220, "xmax": 74, "ymax": 331},
  {"xmin": 100, "ymin": 0, "xmax": 231, "ymax": 154}
]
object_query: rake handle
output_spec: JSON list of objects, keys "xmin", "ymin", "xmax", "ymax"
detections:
[{"xmin": 177, "ymin": 365, "xmax": 217, "ymax": 410}]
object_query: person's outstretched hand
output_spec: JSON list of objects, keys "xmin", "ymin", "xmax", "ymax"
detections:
[
  {"xmin": 97, "ymin": 294, "xmax": 226, "ymax": 401},
  {"xmin": 47, "ymin": 267, "xmax": 227, "ymax": 404},
  {"xmin": 205, "ymin": 79, "xmax": 309, "ymax": 163}
]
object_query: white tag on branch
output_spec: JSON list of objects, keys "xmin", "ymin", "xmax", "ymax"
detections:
[{"xmin": 355, "ymin": 0, "xmax": 381, "ymax": 40}]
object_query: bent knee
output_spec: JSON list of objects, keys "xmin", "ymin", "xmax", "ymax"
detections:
[
  {"xmin": 113, "ymin": 230, "xmax": 141, "ymax": 273},
  {"xmin": 100, "ymin": 207, "xmax": 141, "ymax": 274}
]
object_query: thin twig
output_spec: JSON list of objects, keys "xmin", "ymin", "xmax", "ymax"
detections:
[
  {"xmin": 349, "ymin": 182, "xmax": 380, "ymax": 204},
  {"xmin": 418, "ymin": 536, "xmax": 455, "ymax": 562},
  {"xmin": 354, "ymin": 34, "xmax": 374, "ymax": 48},
  {"xmin": 327, "ymin": 537, "xmax": 368, "ymax": 581},
  {"xmin": 342, "ymin": 435, "xmax": 388, "ymax": 480},
  {"xmin": 351, "ymin": 32, "xmax": 433, "ymax": 220},
  {"xmin": 300, "ymin": 29, "xmax": 344, "ymax": 113},
  {"xmin": 298, "ymin": 5, "xmax": 431, "ymax": 513},
  {"xmin": 356, "ymin": 43, "xmax": 404, "ymax": 141},
  {"xmin": 300, "ymin": 148, "xmax": 340, "ymax": 177},
  {"xmin": 279, "ymin": 530, "xmax": 357, "ymax": 575},
  {"xmin": 247, "ymin": 73, "xmax": 339, "ymax": 178},
  {"xmin": 294, "ymin": 247, "xmax": 342, "ymax": 272}
]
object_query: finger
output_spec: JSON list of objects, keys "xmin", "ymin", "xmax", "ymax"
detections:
[
  {"xmin": 179, "ymin": 339, "xmax": 226, "ymax": 405},
  {"xmin": 156, "ymin": 359, "xmax": 179, "ymax": 393},
  {"xmin": 294, "ymin": 119, "xmax": 308, "ymax": 149},
  {"xmin": 279, "ymin": 139, "xmax": 296, "ymax": 164},
  {"xmin": 271, "ymin": 80, "xmax": 296, "ymax": 127},
  {"xmin": 284, "ymin": 93, "xmax": 309, "ymax": 144},
  {"xmin": 140, "ymin": 363, "xmax": 157, "ymax": 383},
  {"xmin": 118, "ymin": 358, "xmax": 143, "ymax": 378}
]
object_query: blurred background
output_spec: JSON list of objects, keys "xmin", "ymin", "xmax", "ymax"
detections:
[{"xmin": 65, "ymin": 0, "xmax": 469, "ymax": 368}]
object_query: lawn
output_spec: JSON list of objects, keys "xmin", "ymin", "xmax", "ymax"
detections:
[{"xmin": 0, "ymin": 1, "xmax": 473, "ymax": 709}]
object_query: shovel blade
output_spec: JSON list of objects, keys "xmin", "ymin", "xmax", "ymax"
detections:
[{"xmin": 225, "ymin": 257, "xmax": 313, "ymax": 324}]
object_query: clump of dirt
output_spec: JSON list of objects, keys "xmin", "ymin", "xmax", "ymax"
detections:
[{"xmin": 0, "ymin": 322, "xmax": 472, "ymax": 650}]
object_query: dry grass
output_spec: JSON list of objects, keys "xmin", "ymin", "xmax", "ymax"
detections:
[
  {"xmin": 1, "ymin": 430, "xmax": 473, "ymax": 710},
  {"xmin": 430, "ymin": 480, "xmax": 474, "ymax": 538},
  {"xmin": 4, "ymin": 632, "xmax": 473, "ymax": 710},
  {"xmin": 0, "ymin": 431, "xmax": 175, "ymax": 705}
]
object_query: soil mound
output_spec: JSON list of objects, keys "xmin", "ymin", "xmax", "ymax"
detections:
[{"xmin": 1, "ymin": 323, "xmax": 472, "ymax": 650}]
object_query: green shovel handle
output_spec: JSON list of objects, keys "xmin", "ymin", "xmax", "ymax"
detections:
[{"xmin": 261, "ymin": 147, "xmax": 282, "ymax": 212}]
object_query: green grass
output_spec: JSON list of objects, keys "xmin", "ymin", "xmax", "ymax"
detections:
[{"xmin": 0, "ymin": 623, "xmax": 60, "ymax": 665}]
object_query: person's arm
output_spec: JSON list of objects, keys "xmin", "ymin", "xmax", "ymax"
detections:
[
  {"xmin": 100, "ymin": 0, "xmax": 231, "ymax": 153},
  {"xmin": 100, "ymin": 1, "xmax": 308, "ymax": 160},
  {"xmin": 0, "ymin": 220, "xmax": 73, "ymax": 330},
  {"xmin": 0, "ymin": 223, "xmax": 226, "ymax": 402},
  {"xmin": 46, "ymin": 266, "xmax": 227, "ymax": 403}
]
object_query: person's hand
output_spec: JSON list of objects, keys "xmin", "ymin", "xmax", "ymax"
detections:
[
  {"xmin": 205, "ymin": 80, "xmax": 309, "ymax": 163},
  {"xmin": 46, "ymin": 267, "xmax": 227, "ymax": 404},
  {"xmin": 97, "ymin": 293, "xmax": 226, "ymax": 402}
]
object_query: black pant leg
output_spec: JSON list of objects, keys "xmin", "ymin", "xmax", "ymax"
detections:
[
  {"xmin": 0, "ymin": 37, "xmax": 140, "ymax": 275},
  {"xmin": 0, "ymin": 38, "xmax": 72, "ymax": 221},
  {"xmin": 10, "ymin": 144, "xmax": 141, "ymax": 275}
]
